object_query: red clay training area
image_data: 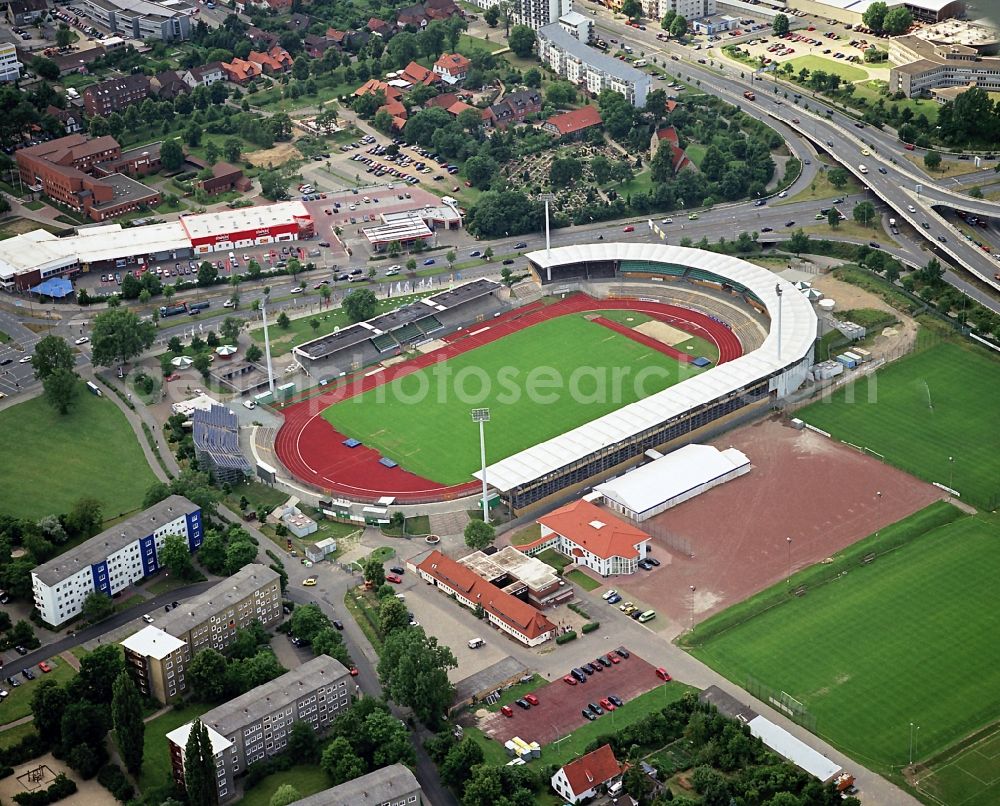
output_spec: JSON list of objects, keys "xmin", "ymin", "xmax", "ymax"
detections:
[{"xmin": 273, "ymin": 293, "xmax": 745, "ymax": 501}]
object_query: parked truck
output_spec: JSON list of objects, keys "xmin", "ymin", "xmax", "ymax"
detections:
[{"xmin": 159, "ymin": 301, "xmax": 211, "ymax": 318}]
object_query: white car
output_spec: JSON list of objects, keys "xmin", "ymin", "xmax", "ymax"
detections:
[
  {"xmin": 18, "ymin": 355, "xmax": 32, "ymax": 363},
  {"xmin": 661, "ymin": 218, "xmax": 673, "ymax": 224},
  {"xmin": 243, "ymin": 400, "xmax": 257, "ymax": 410},
  {"xmin": 290, "ymin": 287, "xmax": 304, "ymax": 294},
  {"xmin": 74, "ymin": 336, "xmax": 89, "ymax": 345},
  {"xmin": 778, "ymin": 191, "xmax": 788, "ymax": 198},
  {"xmin": 223, "ymin": 299, "xmax": 234, "ymax": 308},
  {"xmin": 142, "ymin": 614, "xmax": 154, "ymax": 624},
  {"xmin": 907, "ymin": 205, "xmax": 916, "ymax": 212},
  {"xmin": 602, "ymin": 589, "xmax": 619, "ymax": 600}
]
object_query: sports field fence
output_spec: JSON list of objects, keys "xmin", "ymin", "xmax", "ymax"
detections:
[{"xmin": 745, "ymin": 675, "xmax": 818, "ymax": 733}]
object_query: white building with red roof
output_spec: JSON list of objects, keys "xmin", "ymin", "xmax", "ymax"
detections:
[
  {"xmin": 536, "ymin": 499, "xmax": 649, "ymax": 577},
  {"xmin": 414, "ymin": 549, "xmax": 557, "ymax": 646},
  {"xmin": 551, "ymin": 744, "xmax": 623, "ymax": 803},
  {"xmin": 433, "ymin": 52, "xmax": 471, "ymax": 84}
]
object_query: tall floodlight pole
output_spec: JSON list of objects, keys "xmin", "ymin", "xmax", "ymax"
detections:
[
  {"xmin": 261, "ymin": 298, "xmax": 276, "ymax": 396},
  {"xmin": 472, "ymin": 408, "xmax": 491, "ymax": 523},
  {"xmin": 775, "ymin": 282, "xmax": 784, "ymax": 362},
  {"xmin": 539, "ymin": 192, "xmax": 556, "ymax": 266}
]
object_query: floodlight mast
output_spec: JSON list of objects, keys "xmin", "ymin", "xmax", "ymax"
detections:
[{"xmin": 472, "ymin": 408, "xmax": 491, "ymax": 523}]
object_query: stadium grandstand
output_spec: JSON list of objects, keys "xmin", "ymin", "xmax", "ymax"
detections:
[
  {"xmin": 293, "ymin": 278, "xmax": 503, "ymax": 381},
  {"xmin": 474, "ymin": 244, "xmax": 817, "ymax": 512}
]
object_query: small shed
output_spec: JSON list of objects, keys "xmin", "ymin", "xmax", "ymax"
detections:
[{"xmin": 305, "ymin": 537, "xmax": 338, "ymax": 563}]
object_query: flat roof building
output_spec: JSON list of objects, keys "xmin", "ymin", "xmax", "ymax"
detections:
[
  {"xmin": 80, "ymin": 0, "xmax": 192, "ymax": 40},
  {"xmin": 32, "ymin": 496, "xmax": 202, "ymax": 626},
  {"xmin": 121, "ymin": 626, "xmax": 190, "ymax": 704},
  {"xmin": 891, "ymin": 30, "xmax": 1000, "ymax": 97},
  {"xmin": 179, "ymin": 201, "xmax": 313, "ymax": 253},
  {"xmin": 460, "ymin": 545, "xmax": 571, "ymax": 607},
  {"xmin": 287, "ymin": 765, "xmax": 423, "ymax": 806}
]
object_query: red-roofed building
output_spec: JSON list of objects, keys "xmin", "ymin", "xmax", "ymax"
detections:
[
  {"xmin": 424, "ymin": 92, "xmax": 461, "ymax": 109},
  {"xmin": 433, "ymin": 52, "xmax": 471, "ymax": 84},
  {"xmin": 414, "ymin": 550, "xmax": 557, "ymax": 646},
  {"xmin": 551, "ymin": 745, "xmax": 623, "ymax": 803},
  {"xmin": 535, "ymin": 499, "xmax": 650, "ymax": 577},
  {"xmin": 221, "ymin": 58, "xmax": 262, "ymax": 84},
  {"xmin": 400, "ymin": 60, "xmax": 438, "ymax": 87},
  {"xmin": 652, "ymin": 126, "xmax": 694, "ymax": 174},
  {"xmin": 354, "ymin": 78, "xmax": 402, "ymax": 101},
  {"xmin": 248, "ymin": 46, "xmax": 292, "ymax": 74},
  {"xmin": 367, "ymin": 17, "xmax": 392, "ymax": 36},
  {"xmin": 541, "ymin": 105, "xmax": 603, "ymax": 138}
]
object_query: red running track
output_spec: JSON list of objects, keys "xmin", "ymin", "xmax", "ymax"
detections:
[
  {"xmin": 592, "ymin": 316, "xmax": 695, "ymax": 363},
  {"xmin": 273, "ymin": 293, "xmax": 744, "ymax": 502}
]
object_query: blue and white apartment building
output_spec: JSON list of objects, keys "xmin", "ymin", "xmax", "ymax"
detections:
[{"xmin": 31, "ymin": 495, "xmax": 202, "ymax": 626}]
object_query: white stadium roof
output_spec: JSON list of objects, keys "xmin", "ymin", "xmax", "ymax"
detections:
[{"xmin": 474, "ymin": 243, "xmax": 816, "ymax": 493}]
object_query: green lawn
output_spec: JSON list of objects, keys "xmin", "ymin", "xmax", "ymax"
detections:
[
  {"xmin": 564, "ymin": 569, "xmax": 601, "ymax": 591},
  {"xmin": 0, "ymin": 722, "xmax": 38, "ymax": 749},
  {"xmin": 459, "ymin": 33, "xmax": 504, "ymax": 53},
  {"xmin": 240, "ymin": 766, "xmax": 330, "ymax": 806},
  {"xmin": 918, "ymin": 723, "xmax": 1000, "ymax": 806},
  {"xmin": 0, "ymin": 659, "xmax": 76, "ymax": 724},
  {"xmin": 483, "ymin": 674, "xmax": 545, "ymax": 712},
  {"xmin": 784, "ymin": 55, "xmax": 867, "ymax": 83},
  {"xmin": 684, "ymin": 143, "xmax": 707, "ymax": 167},
  {"xmin": 798, "ymin": 341, "xmax": 1000, "ymax": 508},
  {"xmin": 0, "ymin": 387, "xmax": 158, "ymax": 521},
  {"xmin": 322, "ymin": 313, "xmax": 693, "ymax": 484},
  {"xmin": 138, "ymin": 704, "xmax": 208, "ymax": 792},
  {"xmin": 691, "ymin": 507, "xmax": 1000, "ymax": 774},
  {"xmin": 0, "ymin": 329, "xmax": 9, "ymax": 342}
]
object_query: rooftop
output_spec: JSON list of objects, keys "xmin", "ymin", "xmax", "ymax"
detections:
[
  {"xmin": 461, "ymin": 545, "xmax": 560, "ymax": 593},
  {"xmin": 559, "ymin": 744, "xmax": 622, "ymax": 796},
  {"xmin": 178, "ymin": 201, "xmax": 310, "ymax": 240},
  {"xmin": 287, "ymin": 766, "xmax": 421, "ymax": 806},
  {"xmin": 32, "ymin": 496, "xmax": 198, "ymax": 587},
  {"xmin": 538, "ymin": 23, "xmax": 651, "ymax": 85},
  {"xmin": 538, "ymin": 499, "xmax": 648, "ymax": 560},
  {"xmin": 166, "ymin": 720, "xmax": 232, "ymax": 757},
  {"xmin": 544, "ymin": 105, "xmax": 602, "ymax": 135},
  {"xmin": 155, "ymin": 564, "xmax": 279, "ymax": 638},
  {"xmin": 89, "ymin": 173, "xmax": 160, "ymax": 210},
  {"xmin": 120, "ymin": 625, "xmax": 187, "ymax": 659}
]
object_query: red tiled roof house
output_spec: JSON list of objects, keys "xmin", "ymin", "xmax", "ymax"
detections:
[
  {"xmin": 535, "ymin": 499, "xmax": 650, "ymax": 577},
  {"xmin": 433, "ymin": 52, "xmax": 471, "ymax": 84},
  {"xmin": 541, "ymin": 105, "xmax": 602, "ymax": 138},
  {"xmin": 551, "ymin": 745, "xmax": 623, "ymax": 803}
]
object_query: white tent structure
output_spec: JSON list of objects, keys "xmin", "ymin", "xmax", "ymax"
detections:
[
  {"xmin": 171, "ymin": 356, "xmax": 193, "ymax": 368},
  {"xmin": 747, "ymin": 716, "xmax": 842, "ymax": 783}
]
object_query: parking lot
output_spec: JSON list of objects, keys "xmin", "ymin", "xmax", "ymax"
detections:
[{"xmin": 480, "ymin": 648, "xmax": 665, "ymax": 747}]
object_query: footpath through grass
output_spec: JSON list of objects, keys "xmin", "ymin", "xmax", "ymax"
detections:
[
  {"xmin": 691, "ymin": 505, "xmax": 1000, "ymax": 775},
  {"xmin": 323, "ymin": 313, "xmax": 693, "ymax": 484},
  {"xmin": 0, "ymin": 386, "xmax": 157, "ymax": 521},
  {"xmin": 798, "ymin": 340, "xmax": 1000, "ymax": 509}
]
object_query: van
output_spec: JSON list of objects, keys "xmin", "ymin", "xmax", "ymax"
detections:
[
  {"xmin": 633, "ymin": 59, "xmax": 647, "ymax": 67},
  {"xmin": 468, "ymin": 637, "xmax": 485, "ymax": 649},
  {"xmin": 638, "ymin": 610, "xmax": 656, "ymax": 623},
  {"xmin": 858, "ymin": 164, "xmax": 868, "ymax": 174}
]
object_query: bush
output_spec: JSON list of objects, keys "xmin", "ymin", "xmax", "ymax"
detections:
[
  {"xmin": 0, "ymin": 732, "xmax": 48, "ymax": 767},
  {"xmin": 582, "ymin": 622, "xmax": 600, "ymax": 634},
  {"xmin": 97, "ymin": 765, "xmax": 134, "ymax": 803},
  {"xmin": 13, "ymin": 773, "xmax": 77, "ymax": 806},
  {"xmin": 555, "ymin": 630, "xmax": 577, "ymax": 645}
]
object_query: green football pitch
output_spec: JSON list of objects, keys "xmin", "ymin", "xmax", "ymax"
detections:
[
  {"xmin": 917, "ymin": 724, "xmax": 1000, "ymax": 806},
  {"xmin": 798, "ymin": 341, "xmax": 1000, "ymax": 508},
  {"xmin": 322, "ymin": 313, "xmax": 695, "ymax": 485},
  {"xmin": 691, "ymin": 503, "xmax": 1000, "ymax": 775}
]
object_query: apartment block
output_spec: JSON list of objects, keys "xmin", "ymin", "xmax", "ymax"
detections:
[
  {"xmin": 537, "ymin": 23, "xmax": 651, "ymax": 107},
  {"xmin": 289, "ymin": 765, "xmax": 423, "ymax": 806},
  {"xmin": 82, "ymin": 74, "xmax": 151, "ymax": 117},
  {"xmin": 0, "ymin": 42, "xmax": 22, "ymax": 82},
  {"xmin": 80, "ymin": 0, "xmax": 192, "ymax": 41},
  {"xmin": 656, "ymin": 0, "xmax": 714, "ymax": 21},
  {"xmin": 31, "ymin": 496, "xmax": 201, "ymax": 627},
  {"xmin": 120, "ymin": 564, "xmax": 281, "ymax": 703},
  {"xmin": 512, "ymin": 0, "xmax": 571, "ymax": 30},
  {"xmin": 166, "ymin": 656, "xmax": 351, "ymax": 802}
]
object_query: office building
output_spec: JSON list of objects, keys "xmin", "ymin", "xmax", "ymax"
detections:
[
  {"xmin": 80, "ymin": 0, "xmax": 192, "ymax": 41},
  {"xmin": 121, "ymin": 564, "xmax": 281, "ymax": 703},
  {"xmin": 167, "ymin": 656, "xmax": 351, "ymax": 802},
  {"xmin": 537, "ymin": 23, "xmax": 651, "ymax": 107},
  {"xmin": 535, "ymin": 499, "xmax": 651, "ymax": 577},
  {"xmin": 31, "ymin": 496, "xmax": 201, "ymax": 626},
  {"xmin": 0, "ymin": 42, "xmax": 22, "ymax": 82},
  {"xmin": 891, "ymin": 29, "xmax": 1000, "ymax": 97},
  {"xmin": 288, "ymin": 766, "xmax": 423, "ymax": 806}
]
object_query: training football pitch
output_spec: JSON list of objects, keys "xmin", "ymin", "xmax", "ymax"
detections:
[
  {"xmin": 917, "ymin": 723, "xmax": 1000, "ymax": 806},
  {"xmin": 798, "ymin": 341, "xmax": 1000, "ymax": 508},
  {"xmin": 690, "ymin": 503, "xmax": 1000, "ymax": 776},
  {"xmin": 322, "ymin": 313, "xmax": 694, "ymax": 484}
]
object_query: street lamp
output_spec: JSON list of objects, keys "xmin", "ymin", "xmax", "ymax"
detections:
[
  {"xmin": 775, "ymin": 282, "xmax": 784, "ymax": 362},
  {"xmin": 948, "ymin": 456, "xmax": 954, "ymax": 494},
  {"xmin": 786, "ymin": 537, "xmax": 792, "ymax": 585},
  {"xmin": 471, "ymin": 408, "xmax": 491, "ymax": 523},
  {"xmin": 688, "ymin": 585, "xmax": 696, "ymax": 631},
  {"xmin": 875, "ymin": 491, "xmax": 882, "ymax": 535},
  {"xmin": 260, "ymin": 298, "xmax": 276, "ymax": 396}
]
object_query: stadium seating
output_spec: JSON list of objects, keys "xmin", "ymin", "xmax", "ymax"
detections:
[{"xmin": 370, "ymin": 332, "xmax": 399, "ymax": 353}]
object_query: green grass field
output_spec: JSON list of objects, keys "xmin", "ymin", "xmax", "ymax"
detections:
[
  {"xmin": 784, "ymin": 55, "xmax": 867, "ymax": 83},
  {"xmin": 322, "ymin": 314, "xmax": 695, "ymax": 484},
  {"xmin": 692, "ymin": 506, "xmax": 1000, "ymax": 775},
  {"xmin": 138, "ymin": 704, "xmax": 208, "ymax": 792},
  {"xmin": 798, "ymin": 341, "xmax": 1000, "ymax": 508},
  {"xmin": 917, "ymin": 723, "xmax": 1000, "ymax": 806},
  {"xmin": 0, "ymin": 387, "xmax": 157, "ymax": 521}
]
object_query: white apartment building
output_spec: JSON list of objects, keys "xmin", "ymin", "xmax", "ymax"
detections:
[
  {"xmin": 81, "ymin": 0, "xmax": 192, "ymax": 41},
  {"xmin": 513, "ymin": 0, "xmax": 572, "ymax": 31},
  {"xmin": 538, "ymin": 23, "xmax": 651, "ymax": 107},
  {"xmin": 31, "ymin": 495, "xmax": 202, "ymax": 626},
  {"xmin": 0, "ymin": 43, "xmax": 23, "ymax": 83},
  {"xmin": 167, "ymin": 656, "xmax": 351, "ymax": 803},
  {"xmin": 657, "ymin": 0, "xmax": 715, "ymax": 21}
]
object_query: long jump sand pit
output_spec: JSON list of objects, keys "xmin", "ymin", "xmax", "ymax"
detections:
[
  {"xmin": 617, "ymin": 417, "xmax": 944, "ymax": 637},
  {"xmin": 634, "ymin": 319, "xmax": 691, "ymax": 346}
]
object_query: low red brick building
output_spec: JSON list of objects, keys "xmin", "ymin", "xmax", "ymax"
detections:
[
  {"xmin": 196, "ymin": 162, "xmax": 251, "ymax": 196},
  {"xmin": 541, "ymin": 105, "xmax": 602, "ymax": 138},
  {"xmin": 82, "ymin": 74, "xmax": 150, "ymax": 117}
]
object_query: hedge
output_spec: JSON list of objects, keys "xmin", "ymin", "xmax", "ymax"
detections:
[
  {"xmin": 0, "ymin": 733, "xmax": 48, "ymax": 768},
  {"xmin": 582, "ymin": 622, "xmax": 600, "ymax": 634},
  {"xmin": 97, "ymin": 764, "xmax": 135, "ymax": 803},
  {"xmin": 555, "ymin": 630, "xmax": 577, "ymax": 645}
]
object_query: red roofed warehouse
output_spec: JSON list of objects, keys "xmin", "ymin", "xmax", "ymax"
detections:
[
  {"xmin": 551, "ymin": 744, "xmax": 623, "ymax": 803},
  {"xmin": 541, "ymin": 105, "xmax": 602, "ymax": 138},
  {"xmin": 414, "ymin": 550, "xmax": 557, "ymax": 646},
  {"xmin": 536, "ymin": 499, "xmax": 650, "ymax": 577}
]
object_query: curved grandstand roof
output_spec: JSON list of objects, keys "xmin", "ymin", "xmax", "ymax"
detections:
[{"xmin": 475, "ymin": 243, "xmax": 817, "ymax": 493}]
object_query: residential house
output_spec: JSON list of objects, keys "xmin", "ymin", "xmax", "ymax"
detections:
[
  {"xmin": 367, "ymin": 16, "xmax": 393, "ymax": 37},
  {"xmin": 535, "ymin": 498, "xmax": 650, "ymax": 577},
  {"xmin": 0, "ymin": 42, "xmax": 22, "ymax": 82},
  {"xmin": 182, "ymin": 61, "xmax": 225, "ymax": 88},
  {"xmin": 651, "ymin": 125, "xmax": 693, "ymax": 173},
  {"xmin": 222, "ymin": 57, "xmax": 262, "ymax": 84},
  {"xmin": 551, "ymin": 745, "xmax": 623, "ymax": 804},
  {"xmin": 303, "ymin": 33, "xmax": 332, "ymax": 58},
  {"xmin": 325, "ymin": 27, "xmax": 368, "ymax": 51},
  {"xmin": 424, "ymin": 0, "xmax": 462, "ymax": 20},
  {"xmin": 396, "ymin": 3, "xmax": 430, "ymax": 28},
  {"xmin": 246, "ymin": 25, "xmax": 279, "ymax": 49},
  {"xmin": 248, "ymin": 45, "xmax": 292, "ymax": 74},
  {"xmin": 541, "ymin": 104, "xmax": 602, "ymax": 138},
  {"xmin": 512, "ymin": 0, "xmax": 571, "ymax": 30},
  {"xmin": 489, "ymin": 88, "xmax": 542, "ymax": 129},
  {"xmin": 287, "ymin": 11, "xmax": 311, "ymax": 31},
  {"xmin": 49, "ymin": 45, "xmax": 105, "ymax": 76},
  {"xmin": 424, "ymin": 91, "xmax": 461, "ymax": 109},
  {"xmin": 151, "ymin": 69, "xmax": 190, "ymax": 100},
  {"xmin": 82, "ymin": 74, "xmax": 150, "ymax": 117},
  {"xmin": 288, "ymin": 766, "xmax": 423, "ymax": 806},
  {"xmin": 46, "ymin": 105, "xmax": 83, "ymax": 135},
  {"xmin": 400, "ymin": 60, "xmax": 438, "ymax": 87},
  {"xmin": 6, "ymin": 0, "xmax": 48, "ymax": 27},
  {"xmin": 433, "ymin": 52, "xmax": 471, "ymax": 84}
]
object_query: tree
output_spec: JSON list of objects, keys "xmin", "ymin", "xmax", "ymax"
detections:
[
  {"xmin": 160, "ymin": 534, "xmax": 197, "ymax": 580},
  {"xmin": 161, "ymin": 138, "xmax": 185, "ymax": 172},
  {"xmin": 193, "ymin": 352, "xmax": 211, "ymax": 380},
  {"xmin": 220, "ymin": 316, "xmax": 242, "ymax": 345},
  {"xmin": 198, "ymin": 261, "xmax": 218, "ymax": 287},
  {"xmin": 224, "ymin": 534, "xmax": 258, "ymax": 575},
  {"xmin": 246, "ymin": 344, "xmax": 263, "ymax": 363},
  {"xmin": 31, "ymin": 335, "xmax": 75, "ymax": 381},
  {"xmin": 286, "ymin": 721, "xmax": 320, "ymax": 764},
  {"xmin": 88, "ymin": 115, "xmax": 110, "ymax": 137},
  {"xmin": 828, "ymin": 167, "xmax": 849, "ymax": 189},
  {"xmin": 623, "ymin": 763, "xmax": 654, "ymax": 802},
  {"xmin": 363, "ymin": 709, "xmax": 416, "ymax": 767},
  {"xmin": 523, "ymin": 67, "xmax": 541, "ymax": 88},
  {"xmin": 545, "ymin": 80, "xmax": 577, "ymax": 107},
  {"xmin": 440, "ymin": 738, "xmax": 484, "ymax": 790},
  {"xmin": 550, "ymin": 156, "xmax": 581, "ymax": 187},
  {"xmin": 508, "ymin": 25, "xmax": 536, "ymax": 58},
  {"xmin": 80, "ymin": 591, "xmax": 114, "ymax": 623},
  {"xmin": 862, "ymin": 1, "xmax": 888, "ymax": 34},
  {"xmin": 883, "ymin": 6, "xmax": 911, "ymax": 35},
  {"xmin": 772, "ymin": 13, "xmax": 789, "ymax": 36},
  {"xmin": 43, "ymin": 368, "xmax": 80, "ymax": 415},
  {"xmin": 60, "ymin": 701, "xmax": 109, "ymax": 772},
  {"xmin": 111, "ymin": 672, "xmax": 144, "ymax": 775},
  {"xmin": 185, "ymin": 720, "xmax": 217, "ymax": 806},
  {"xmin": 621, "ymin": 0, "xmax": 642, "ymax": 21},
  {"xmin": 661, "ymin": 10, "xmax": 676, "ymax": 31},
  {"xmin": 669, "ymin": 15, "xmax": 687, "ymax": 38},
  {"xmin": 90, "ymin": 308, "xmax": 155, "ymax": 371},
  {"xmin": 189, "ymin": 649, "xmax": 229, "ymax": 702},
  {"xmin": 970, "ymin": 185, "xmax": 984, "ymax": 199},
  {"xmin": 74, "ymin": 644, "xmax": 124, "ymax": 704},
  {"xmin": 373, "ymin": 109, "xmax": 394, "ymax": 133},
  {"xmin": 484, "ymin": 5, "xmax": 500, "ymax": 26},
  {"xmin": 464, "ymin": 155, "xmax": 498, "ymax": 188},
  {"xmin": 312, "ymin": 627, "xmax": 352, "ymax": 667},
  {"xmin": 787, "ymin": 228, "xmax": 811, "ymax": 254},
  {"xmin": 276, "ymin": 311, "xmax": 291, "ymax": 330},
  {"xmin": 321, "ymin": 736, "xmax": 366, "ymax": 784},
  {"xmin": 464, "ymin": 518, "xmax": 495, "ymax": 551},
  {"xmin": 56, "ymin": 25, "xmax": 74, "ymax": 48},
  {"xmin": 31, "ymin": 56, "xmax": 59, "ymax": 81},
  {"xmin": 259, "ymin": 170, "xmax": 288, "ymax": 201},
  {"xmin": 31, "ymin": 679, "xmax": 69, "ymax": 743},
  {"xmin": 65, "ymin": 497, "xmax": 102, "ymax": 540},
  {"xmin": 343, "ymin": 288, "xmax": 378, "ymax": 322},
  {"xmin": 827, "ymin": 208, "xmax": 840, "ymax": 228},
  {"xmin": 853, "ymin": 200, "xmax": 877, "ymax": 227},
  {"xmin": 290, "ymin": 603, "xmax": 331, "ymax": 643},
  {"xmin": 378, "ymin": 627, "xmax": 456, "ymax": 727},
  {"xmin": 379, "ymin": 596, "xmax": 411, "ymax": 636},
  {"xmin": 924, "ymin": 150, "xmax": 941, "ymax": 171},
  {"xmin": 362, "ymin": 556, "xmax": 386, "ymax": 589},
  {"xmin": 268, "ymin": 785, "xmax": 300, "ymax": 806},
  {"xmin": 223, "ymin": 138, "xmax": 242, "ymax": 163}
]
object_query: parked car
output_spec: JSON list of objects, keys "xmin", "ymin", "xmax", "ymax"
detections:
[
  {"xmin": 563, "ymin": 675, "xmax": 578, "ymax": 685},
  {"xmin": 582, "ymin": 709, "xmax": 596, "ymax": 721},
  {"xmin": 515, "ymin": 698, "xmax": 530, "ymax": 709},
  {"xmin": 588, "ymin": 702, "xmax": 604, "ymax": 716},
  {"xmin": 386, "ymin": 574, "xmax": 402, "ymax": 584},
  {"xmin": 21, "ymin": 668, "xmax": 35, "ymax": 680},
  {"xmin": 501, "ymin": 705, "xmax": 513, "ymax": 717},
  {"xmin": 615, "ymin": 647, "xmax": 630, "ymax": 659},
  {"xmin": 603, "ymin": 589, "xmax": 618, "ymax": 600},
  {"xmin": 142, "ymin": 614, "xmax": 154, "ymax": 624},
  {"xmin": 38, "ymin": 661, "xmax": 52, "ymax": 673},
  {"xmin": 609, "ymin": 695, "xmax": 624, "ymax": 707},
  {"xmin": 389, "ymin": 566, "xmax": 405, "ymax": 575},
  {"xmin": 525, "ymin": 694, "xmax": 539, "ymax": 706},
  {"xmin": 655, "ymin": 667, "xmax": 672, "ymax": 681},
  {"xmin": 600, "ymin": 697, "xmax": 616, "ymax": 711},
  {"xmin": 622, "ymin": 225, "xmax": 635, "ymax": 233}
]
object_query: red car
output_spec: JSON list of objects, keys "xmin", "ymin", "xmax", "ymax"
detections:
[
  {"xmin": 904, "ymin": 143, "xmax": 915, "ymax": 150},
  {"xmin": 38, "ymin": 661, "xmax": 52, "ymax": 673},
  {"xmin": 563, "ymin": 675, "xmax": 578, "ymax": 686},
  {"xmin": 655, "ymin": 667, "xmax": 672, "ymax": 682},
  {"xmin": 501, "ymin": 705, "xmax": 513, "ymax": 717},
  {"xmin": 609, "ymin": 655, "xmax": 621, "ymax": 664},
  {"xmin": 349, "ymin": 667, "xmax": 359, "ymax": 676},
  {"xmin": 622, "ymin": 226, "xmax": 635, "ymax": 233},
  {"xmin": 599, "ymin": 697, "xmax": 615, "ymax": 711},
  {"xmin": 386, "ymin": 574, "xmax": 402, "ymax": 584},
  {"xmin": 525, "ymin": 694, "xmax": 539, "ymax": 706}
]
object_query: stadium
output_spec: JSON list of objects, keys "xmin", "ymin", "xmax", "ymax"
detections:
[{"xmin": 271, "ymin": 243, "xmax": 818, "ymax": 511}]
